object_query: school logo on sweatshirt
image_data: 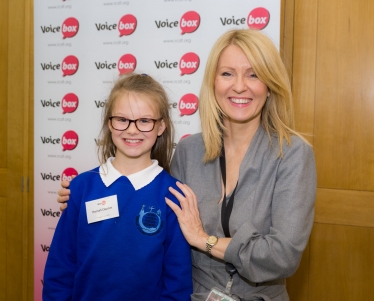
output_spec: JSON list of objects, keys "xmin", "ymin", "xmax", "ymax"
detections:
[{"xmin": 136, "ymin": 205, "xmax": 163, "ymax": 236}]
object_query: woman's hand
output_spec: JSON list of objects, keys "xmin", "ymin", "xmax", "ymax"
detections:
[
  {"xmin": 57, "ymin": 179, "xmax": 73, "ymax": 211},
  {"xmin": 166, "ymin": 182, "xmax": 208, "ymax": 251}
]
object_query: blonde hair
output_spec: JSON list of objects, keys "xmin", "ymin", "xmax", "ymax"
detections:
[
  {"xmin": 97, "ymin": 73, "xmax": 174, "ymax": 173},
  {"xmin": 200, "ymin": 29, "xmax": 306, "ymax": 162}
]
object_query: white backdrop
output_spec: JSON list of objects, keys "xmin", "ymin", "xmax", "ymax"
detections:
[{"xmin": 34, "ymin": 0, "xmax": 281, "ymax": 299}]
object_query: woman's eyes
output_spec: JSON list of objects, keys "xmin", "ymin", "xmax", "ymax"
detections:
[{"xmin": 220, "ymin": 72, "xmax": 258, "ymax": 78}]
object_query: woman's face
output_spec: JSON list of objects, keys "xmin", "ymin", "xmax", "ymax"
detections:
[{"xmin": 214, "ymin": 44, "xmax": 269, "ymax": 126}]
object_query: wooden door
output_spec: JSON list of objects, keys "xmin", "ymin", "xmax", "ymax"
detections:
[
  {"xmin": 285, "ymin": 0, "xmax": 374, "ymax": 300},
  {"xmin": 0, "ymin": 0, "xmax": 33, "ymax": 300}
]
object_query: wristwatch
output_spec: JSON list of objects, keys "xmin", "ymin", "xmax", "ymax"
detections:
[{"xmin": 206, "ymin": 235, "xmax": 219, "ymax": 255}]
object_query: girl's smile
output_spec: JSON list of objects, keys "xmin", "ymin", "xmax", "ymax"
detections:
[{"xmin": 109, "ymin": 92, "xmax": 165, "ymax": 174}]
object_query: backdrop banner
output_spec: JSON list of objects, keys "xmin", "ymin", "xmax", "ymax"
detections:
[{"xmin": 34, "ymin": 0, "xmax": 281, "ymax": 299}]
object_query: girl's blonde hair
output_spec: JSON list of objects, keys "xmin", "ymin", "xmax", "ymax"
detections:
[
  {"xmin": 200, "ymin": 29, "xmax": 306, "ymax": 162},
  {"xmin": 97, "ymin": 73, "xmax": 174, "ymax": 173}
]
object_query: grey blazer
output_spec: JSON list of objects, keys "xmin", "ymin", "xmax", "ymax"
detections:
[{"xmin": 171, "ymin": 126, "xmax": 316, "ymax": 301}]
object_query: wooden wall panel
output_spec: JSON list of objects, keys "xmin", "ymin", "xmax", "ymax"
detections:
[
  {"xmin": 286, "ymin": 244, "xmax": 310, "ymax": 301},
  {"xmin": 27, "ymin": 0, "xmax": 34, "ymax": 297},
  {"xmin": 0, "ymin": 169, "xmax": 7, "ymax": 197},
  {"xmin": 0, "ymin": 0, "xmax": 9, "ymax": 299},
  {"xmin": 286, "ymin": 0, "xmax": 374, "ymax": 300},
  {"xmin": 315, "ymin": 188, "xmax": 374, "ymax": 228},
  {"xmin": 280, "ymin": 0, "xmax": 294, "ymax": 79},
  {"xmin": 7, "ymin": 0, "xmax": 26, "ymax": 298},
  {"xmin": 0, "ymin": 197, "xmax": 6, "ymax": 301},
  {"xmin": 0, "ymin": 0, "xmax": 8, "ymax": 170},
  {"xmin": 309, "ymin": 224, "xmax": 374, "ymax": 300},
  {"xmin": 292, "ymin": 0, "xmax": 318, "ymax": 142},
  {"xmin": 314, "ymin": 0, "xmax": 374, "ymax": 190},
  {"xmin": 0, "ymin": 0, "xmax": 33, "ymax": 299},
  {"xmin": 286, "ymin": 0, "xmax": 318, "ymax": 298}
]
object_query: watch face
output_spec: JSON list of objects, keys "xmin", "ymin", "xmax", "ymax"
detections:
[{"xmin": 208, "ymin": 236, "xmax": 218, "ymax": 245}]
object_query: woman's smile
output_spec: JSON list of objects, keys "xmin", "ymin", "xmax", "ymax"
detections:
[{"xmin": 214, "ymin": 44, "xmax": 269, "ymax": 124}]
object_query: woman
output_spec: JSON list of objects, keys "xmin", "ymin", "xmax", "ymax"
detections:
[{"xmin": 58, "ymin": 29, "xmax": 316, "ymax": 300}]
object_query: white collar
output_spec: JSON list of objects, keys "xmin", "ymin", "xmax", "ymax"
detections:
[{"xmin": 99, "ymin": 157, "xmax": 163, "ymax": 191}]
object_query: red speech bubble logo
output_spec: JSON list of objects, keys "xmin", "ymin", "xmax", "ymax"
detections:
[
  {"xmin": 61, "ymin": 130, "xmax": 79, "ymax": 151},
  {"xmin": 61, "ymin": 55, "xmax": 79, "ymax": 77},
  {"xmin": 118, "ymin": 14, "xmax": 137, "ymax": 37},
  {"xmin": 179, "ymin": 94, "xmax": 198, "ymax": 116},
  {"xmin": 118, "ymin": 54, "xmax": 136, "ymax": 74},
  {"xmin": 62, "ymin": 93, "xmax": 79, "ymax": 114},
  {"xmin": 180, "ymin": 11, "xmax": 200, "ymax": 34},
  {"xmin": 247, "ymin": 7, "xmax": 270, "ymax": 30},
  {"xmin": 62, "ymin": 17, "xmax": 79, "ymax": 39},
  {"xmin": 179, "ymin": 52, "xmax": 199, "ymax": 76},
  {"xmin": 61, "ymin": 167, "xmax": 78, "ymax": 182}
]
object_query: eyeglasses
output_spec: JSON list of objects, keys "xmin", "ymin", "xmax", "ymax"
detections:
[{"xmin": 109, "ymin": 116, "xmax": 162, "ymax": 132}]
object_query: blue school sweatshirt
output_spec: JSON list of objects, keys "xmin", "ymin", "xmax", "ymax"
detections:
[{"xmin": 43, "ymin": 158, "xmax": 192, "ymax": 301}]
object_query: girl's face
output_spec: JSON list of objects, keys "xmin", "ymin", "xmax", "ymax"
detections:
[
  {"xmin": 214, "ymin": 44, "xmax": 269, "ymax": 126},
  {"xmin": 109, "ymin": 92, "xmax": 165, "ymax": 168}
]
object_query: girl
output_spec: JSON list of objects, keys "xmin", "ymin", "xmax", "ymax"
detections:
[{"xmin": 43, "ymin": 73, "xmax": 192, "ymax": 301}]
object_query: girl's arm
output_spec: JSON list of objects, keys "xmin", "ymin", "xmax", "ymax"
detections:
[
  {"xmin": 162, "ymin": 188, "xmax": 193, "ymax": 301},
  {"xmin": 43, "ymin": 189, "xmax": 79, "ymax": 300}
]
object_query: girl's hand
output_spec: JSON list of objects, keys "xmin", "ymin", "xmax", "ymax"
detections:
[
  {"xmin": 166, "ymin": 182, "xmax": 207, "ymax": 250},
  {"xmin": 57, "ymin": 177, "xmax": 73, "ymax": 211}
]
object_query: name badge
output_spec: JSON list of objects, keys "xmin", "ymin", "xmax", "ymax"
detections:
[
  {"xmin": 85, "ymin": 195, "xmax": 119, "ymax": 224},
  {"xmin": 206, "ymin": 288, "xmax": 240, "ymax": 301}
]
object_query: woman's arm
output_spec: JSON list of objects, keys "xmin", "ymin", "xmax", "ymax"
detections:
[
  {"xmin": 167, "ymin": 138, "xmax": 229, "ymax": 258},
  {"xmin": 169, "ymin": 135, "xmax": 316, "ymax": 284},
  {"xmin": 57, "ymin": 179, "xmax": 73, "ymax": 211},
  {"xmin": 224, "ymin": 141, "xmax": 316, "ymax": 282},
  {"xmin": 167, "ymin": 183, "xmax": 231, "ymax": 260},
  {"xmin": 168, "ymin": 137, "xmax": 231, "ymax": 259}
]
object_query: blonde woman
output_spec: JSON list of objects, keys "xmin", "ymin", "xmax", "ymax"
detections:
[{"xmin": 166, "ymin": 29, "xmax": 316, "ymax": 301}]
